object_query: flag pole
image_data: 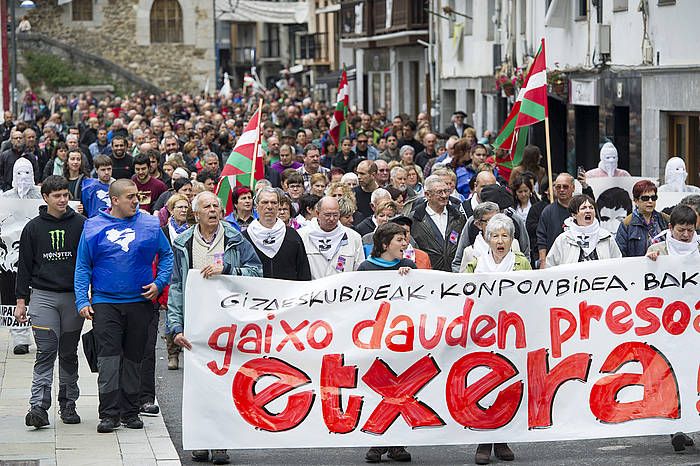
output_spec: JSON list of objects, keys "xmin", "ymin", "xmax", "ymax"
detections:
[
  {"xmin": 544, "ymin": 116, "xmax": 554, "ymax": 202},
  {"xmin": 249, "ymin": 98, "xmax": 264, "ymax": 189}
]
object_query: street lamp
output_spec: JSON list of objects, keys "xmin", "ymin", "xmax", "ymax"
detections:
[{"xmin": 10, "ymin": 0, "xmax": 36, "ymax": 115}]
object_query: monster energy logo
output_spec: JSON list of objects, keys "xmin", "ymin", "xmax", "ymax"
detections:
[{"xmin": 49, "ymin": 229, "xmax": 65, "ymax": 250}]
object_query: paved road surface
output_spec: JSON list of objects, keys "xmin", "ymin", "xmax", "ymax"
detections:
[{"xmin": 154, "ymin": 316, "xmax": 700, "ymax": 465}]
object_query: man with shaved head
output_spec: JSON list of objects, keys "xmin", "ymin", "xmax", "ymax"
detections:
[
  {"xmin": 298, "ymin": 196, "xmax": 364, "ymax": 279},
  {"xmin": 536, "ymin": 173, "xmax": 576, "ymax": 268},
  {"xmin": 74, "ymin": 178, "xmax": 173, "ymax": 433}
]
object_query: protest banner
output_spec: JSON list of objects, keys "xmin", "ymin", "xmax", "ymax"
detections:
[
  {"xmin": 0, "ymin": 199, "xmax": 45, "ymax": 326},
  {"xmin": 182, "ymin": 256, "xmax": 700, "ymax": 450}
]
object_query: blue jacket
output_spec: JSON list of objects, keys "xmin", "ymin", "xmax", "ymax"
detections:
[
  {"xmin": 81, "ymin": 178, "xmax": 111, "ymax": 218},
  {"xmin": 74, "ymin": 208, "xmax": 173, "ymax": 311},
  {"xmin": 615, "ymin": 210, "xmax": 669, "ymax": 258},
  {"xmin": 166, "ymin": 222, "xmax": 262, "ymax": 335}
]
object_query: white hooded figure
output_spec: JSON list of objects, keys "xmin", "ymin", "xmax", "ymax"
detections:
[
  {"xmin": 0, "ymin": 158, "xmax": 42, "ymax": 200},
  {"xmin": 586, "ymin": 142, "xmax": 631, "ymax": 178},
  {"xmin": 658, "ymin": 157, "xmax": 700, "ymax": 193}
]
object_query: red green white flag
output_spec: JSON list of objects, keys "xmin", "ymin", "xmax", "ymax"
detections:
[
  {"xmin": 494, "ymin": 39, "xmax": 548, "ymax": 175},
  {"xmin": 216, "ymin": 105, "xmax": 263, "ymax": 215},
  {"xmin": 328, "ymin": 69, "xmax": 349, "ymax": 146}
]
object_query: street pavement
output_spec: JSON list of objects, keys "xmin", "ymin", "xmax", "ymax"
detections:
[
  {"xmin": 0, "ymin": 323, "xmax": 179, "ymax": 466},
  {"xmin": 153, "ymin": 316, "xmax": 700, "ymax": 466}
]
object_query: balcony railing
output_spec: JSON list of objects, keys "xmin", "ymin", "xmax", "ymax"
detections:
[
  {"xmin": 234, "ymin": 47, "xmax": 256, "ymax": 65},
  {"xmin": 297, "ymin": 32, "xmax": 328, "ymax": 62},
  {"xmin": 373, "ymin": 0, "xmax": 428, "ymax": 34},
  {"xmin": 259, "ymin": 39, "xmax": 280, "ymax": 59}
]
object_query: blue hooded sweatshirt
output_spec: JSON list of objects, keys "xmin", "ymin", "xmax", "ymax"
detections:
[
  {"xmin": 74, "ymin": 207, "xmax": 173, "ymax": 312},
  {"xmin": 81, "ymin": 177, "xmax": 111, "ymax": 218}
]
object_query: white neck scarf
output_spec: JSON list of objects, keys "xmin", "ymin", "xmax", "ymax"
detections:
[
  {"xmin": 473, "ymin": 232, "xmax": 490, "ymax": 258},
  {"xmin": 666, "ymin": 230, "xmax": 700, "ymax": 257},
  {"xmin": 565, "ymin": 217, "xmax": 601, "ymax": 257},
  {"xmin": 247, "ymin": 219, "xmax": 287, "ymax": 258},
  {"xmin": 305, "ymin": 218, "xmax": 346, "ymax": 261},
  {"xmin": 474, "ymin": 250, "xmax": 516, "ymax": 273},
  {"xmin": 599, "ymin": 160, "xmax": 617, "ymax": 177}
]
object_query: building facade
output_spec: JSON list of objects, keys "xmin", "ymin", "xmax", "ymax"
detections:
[{"xmin": 24, "ymin": 0, "xmax": 216, "ymax": 92}]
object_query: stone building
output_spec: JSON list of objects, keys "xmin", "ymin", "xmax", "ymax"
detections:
[{"xmin": 24, "ymin": 0, "xmax": 216, "ymax": 92}]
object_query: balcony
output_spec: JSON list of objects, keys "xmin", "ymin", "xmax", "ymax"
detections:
[
  {"xmin": 373, "ymin": 0, "xmax": 428, "ymax": 34},
  {"xmin": 234, "ymin": 47, "xmax": 256, "ymax": 65},
  {"xmin": 297, "ymin": 32, "xmax": 328, "ymax": 63},
  {"xmin": 340, "ymin": 0, "xmax": 372, "ymax": 38},
  {"xmin": 259, "ymin": 39, "xmax": 280, "ymax": 60}
]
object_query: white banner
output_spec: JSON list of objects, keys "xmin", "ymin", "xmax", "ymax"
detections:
[
  {"xmin": 0, "ymin": 199, "xmax": 44, "ymax": 325},
  {"xmin": 182, "ymin": 257, "xmax": 700, "ymax": 449}
]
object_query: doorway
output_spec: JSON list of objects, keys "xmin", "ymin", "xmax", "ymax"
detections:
[
  {"xmin": 668, "ymin": 113, "xmax": 699, "ymax": 187},
  {"xmin": 575, "ymin": 105, "xmax": 600, "ymax": 172}
]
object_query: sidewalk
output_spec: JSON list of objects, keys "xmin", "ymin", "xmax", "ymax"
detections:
[{"xmin": 0, "ymin": 324, "xmax": 181, "ymax": 466}]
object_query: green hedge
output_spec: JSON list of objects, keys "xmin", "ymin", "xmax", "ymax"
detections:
[{"xmin": 22, "ymin": 50, "xmax": 124, "ymax": 93}]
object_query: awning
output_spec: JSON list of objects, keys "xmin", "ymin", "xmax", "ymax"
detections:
[{"xmin": 215, "ymin": 0, "xmax": 309, "ymax": 24}]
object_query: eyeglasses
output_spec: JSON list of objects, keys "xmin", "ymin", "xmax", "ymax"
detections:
[
  {"xmin": 357, "ymin": 140, "xmax": 368, "ymax": 144},
  {"xmin": 288, "ymin": 184, "xmax": 303, "ymax": 189},
  {"xmin": 639, "ymin": 195, "xmax": 658, "ymax": 202},
  {"xmin": 428, "ymin": 189, "xmax": 450, "ymax": 196}
]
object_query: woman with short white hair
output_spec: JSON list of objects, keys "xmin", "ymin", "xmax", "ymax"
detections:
[{"xmin": 464, "ymin": 213, "xmax": 529, "ymax": 465}]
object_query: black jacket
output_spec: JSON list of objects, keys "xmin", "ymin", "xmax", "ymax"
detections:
[
  {"xmin": 243, "ymin": 227, "xmax": 311, "ymax": 280},
  {"xmin": 410, "ymin": 203, "xmax": 465, "ymax": 272},
  {"xmin": 354, "ymin": 216, "xmax": 376, "ymax": 237},
  {"xmin": 15, "ymin": 206, "xmax": 86, "ymax": 300}
]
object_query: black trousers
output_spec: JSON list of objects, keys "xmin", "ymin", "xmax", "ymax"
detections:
[
  {"xmin": 93, "ymin": 302, "xmax": 152, "ymax": 420},
  {"xmin": 139, "ymin": 309, "xmax": 159, "ymax": 405}
]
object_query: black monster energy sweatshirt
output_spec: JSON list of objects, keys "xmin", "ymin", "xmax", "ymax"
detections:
[{"xmin": 15, "ymin": 205, "xmax": 85, "ymax": 300}]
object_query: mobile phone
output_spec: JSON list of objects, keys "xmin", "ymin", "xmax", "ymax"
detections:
[{"xmin": 577, "ymin": 166, "xmax": 586, "ymax": 177}]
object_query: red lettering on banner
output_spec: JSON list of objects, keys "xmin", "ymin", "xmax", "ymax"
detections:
[
  {"xmin": 578, "ymin": 301, "xmax": 603, "ymax": 340},
  {"xmin": 237, "ymin": 323, "xmax": 262, "ymax": 354},
  {"xmin": 207, "ymin": 325, "xmax": 237, "ymax": 375},
  {"xmin": 445, "ymin": 298, "xmax": 474, "ymax": 348},
  {"xmin": 386, "ymin": 315, "xmax": 414, "ymax": 352},
  {"xmin": 605, "ymin": 301, "xmax": 633, "ymax": 334},
  {"xmin": 589, "ymin": 342, "xmax": 679, "ymax": 423},
  {"xmin": 527, "ymin": 348, "xmax": 591, "ymax": 428},
  {"xmin": 470, "ymin": 315, "xmax": 497, "ymax": 347},
  {"xmin": 497, "ymin": 311, "xmax": 527, "ymax": 349},
  {"xmin": 307, "ymin": 320, "xmax": 333, "ymax": 350},
  {"xmin": 662, "ymin": 301, "xmax": 691, "ymax": 335},
  {"xmin": 635, "ymin": 297, "xmax": 663, "ymax": 336},
  {"xmin": 692, "ymin": 300, "xmax": 700, "ymax": 332},
  {"xmin": 352, "ymin": 302, "xmax": 390, "ymax": 349},
  {"xmin": 549, "ymin": 308, "xmax": 577, "ymax": 359},
  {"xmin": 276, "ymin": 320, "xmax": 310, "ymax": 352},
  {"xmin": 232, "ymin": 357, "xmax": 315, "ymax": 432},
  {"xmin": 320, "ymin": 354, "xmax": 363, "ymax": 433},
  {"xmin": 418, "ymin": 314, "xmax": 446, "ymax": 349},
  {"xmin": 361, "ymin": 355, "xmax": 444, "ymax": 434},
  {"xmin": 446, "ymin": 352, "xmax": 522, "ymax": 429}
]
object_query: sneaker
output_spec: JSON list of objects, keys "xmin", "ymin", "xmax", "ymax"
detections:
[
  {"xmin": 13, "ymin": 344, "xmax": 29, "ymax": 355},
  {"xmin": 139, "ymin": 402, "xmax": 160, "ymax": 416},
  {"xmin": 191, "ymin": 450, "xmax": 209, "ymax": 462},
  {"xmin": 121, "ymin": 415, "xmax": 144, "ymax": 429},
  {"xmin": 59, "ymin": 405, "xmax": 81, "ymax": 424},
  {"xmin": 365, "ymin": 447, "xmax": 387, "ymax": 463},
  {"xmin": 97, "ymin": 417, "xmax": 120, "ymax": 433},
  {"xmin": 168, "ymin": 355, "xmax": 179, "ymax": 370},
  {"xmin": 211, "ymin": 449, "xmax": 230, "ymax": 465},
  {"xmin": 25, "ymin": 406, "xmax": 49, "ymax": 429},
  {"xmin": 387, "ymin": 446, "xmax": 411, "ymax": 462}
]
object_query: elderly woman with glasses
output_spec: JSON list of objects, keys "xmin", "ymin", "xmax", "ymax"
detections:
[
  {"xmin": 463, "ymin": 213, "xmax": 529, "ymax": 465},
  {"xmin": 615, "ymin": 180, "xmax": 669, "ymax": 257}
]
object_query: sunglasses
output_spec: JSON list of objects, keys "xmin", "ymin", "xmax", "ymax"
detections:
[{"xmin": 639, "ymin": 195, "xmax": 658, "ymax": 202}]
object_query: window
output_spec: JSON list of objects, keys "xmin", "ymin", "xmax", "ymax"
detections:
[
  {"xmin": 72, "ymin": 0, "xmax": 93, "ymax": 22},
  {"xmin": 464, "ymin": 0, "xmax": 473, "ymax": 36},
  {"xmin": 657, "ymin": 0, "xmax": 675, "ymax": 5},
  {"xmin": 487, "ymin": 0, "xmax": 495, "ymax": 41},
  {"xmin": 576, "ymin": 0, "xmax": 588, "ymax": 19},
  {"xmin": 613, "ymin": 0, "xmax": 628, "ymax": 11},
  {"xmin": 150, "ymin": 0, "xmax": 183, "ymax": 44}
]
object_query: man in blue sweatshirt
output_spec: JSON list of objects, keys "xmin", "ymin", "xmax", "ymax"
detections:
[{"xmin": 74, "ymin": 178, "xmax": 173, "ymax": 433}]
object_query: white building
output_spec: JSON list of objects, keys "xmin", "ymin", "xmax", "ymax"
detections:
[{"xmin": 434, "ymin": 0, "xmax": 700, "ymax": 183}]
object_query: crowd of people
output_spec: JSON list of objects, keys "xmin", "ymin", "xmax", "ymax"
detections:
[{"xmin": 1, "ymin": 85, "xmax": 699, "ymax": 465}]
